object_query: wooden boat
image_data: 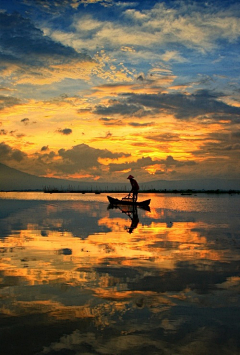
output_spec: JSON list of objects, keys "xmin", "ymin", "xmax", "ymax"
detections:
[{"xmin": 107, "ymin": 195, "xmax": 151, "ymax": 207}]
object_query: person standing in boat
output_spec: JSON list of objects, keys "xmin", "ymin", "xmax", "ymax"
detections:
[{"xmin": 127, "ymin": 175, "xmax": 139, "ymax": 202}]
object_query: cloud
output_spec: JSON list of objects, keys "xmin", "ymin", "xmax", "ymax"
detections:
[
  {"xmin": 164, "ymin": 155, "xmax": 196, "ymax": 168},
  {"xmin": 43, "ymin": 1, "xmax": 240, "ymax": 60},
  {"xmin": 99, "ymin": 117, "xmax": 123, "ymax": 126},
  {"xmin": 58, "ymin": 143, "xmax": 127, "ymax": 167},
  {"xmin": 0, "ymin": 95, "xmax": 22, "ymax": 110},
  {"xmin": 0, "ymin": 12, "xmax": 95, "ymax": 85},
  {"xmin": 0, "ymin": 87, "xmax": 16, "ymax": 92},
  {"xmin": 0, "ymin": 129, "xmax": 7, "ymax": 135},
  {"xmin": 9, "ymin": 131, "xmax": 26, "ymax": 139},
  {"xmin": 93, "ymin": 89, "xmax": 240, "ymax": 121},
  {"xmin": 232, "ymin": 131, "xmax": 240, "ymax": 139},
  {"xmin": 21, "ymin": 0, "xmax": 114, "ymax": 14},
  {"xmin": 0, "ymin": 142, "xmax": 131, "ymax": 179},
  {"xmin": 123, "ymin": 3, "xmax": 240, "ymax": 52},
  {"xmin": 159, "ymin": 50, "xmax": 188, "ymax": 63},
  {"xmin": 109, "ymin": 155, "xmax": 196, "ymax": 174},
  {"xmin": 77, "ymin": 0, "xmax": 113, "ymax": 7},
  {"xmin": 105, "ymin": 131, "xmax": 112, "ymax": 138},
  {"xmin": 91, "ymin": 73, "xmax": 175, "ymax": 98},
  {"xmin": 22, "ymin": 0, "xmax": 72, "ymax": 11},
  {"xmin": 92, "ymin": 81, "xmax": 240, "ymax": 122},
  {"xmin": 0, "ymin": 1, "xmax": 239, "ymax": 184},
  {"xmin": 57, "ymin": 128, "xmax": 73, "ymax": 135},
  {"xmin": 49, "ymin": 143, "xmax": 131, "ymax": 177},
  {"xmin": 0, "ymin": 142, "xmax": 27, "ymax": 162},
  {"xmin": 128, "ymin": 121, "xmax": 155, "ymax": 127},
  {"xmin": 41, "ymin": 145, "xmax": 49, "ymax": 151},
  {"xmin": 145, "ymin": 132, "xmax": 180, "ymax": 142},
  {"xmin": 0, "ymin": 12, "xmax": 82, "ymax": 62},
  {"xmin": 21, "ymin": 118, "xmax": 30, "ymax": 125},
  {"xmin": 1, "ymin": 139, "xmax": 239, "ymax": 181},
  {"xmin": 109, "ymin": 156, "xmax": 153, "ymax": 172},
  {"xmin": 192, "ymin": 130, "xmax": 240, "ymax": 157},
  {"xmin": 94, "ymin": 100, "xmax": 157, "ymax": 117},
  {"xmin": 122, "ymin": 90, "xmax": 240, "ymax": 120}
]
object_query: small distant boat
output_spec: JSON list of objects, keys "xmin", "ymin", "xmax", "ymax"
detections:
[{"xmin": 107, "ymin": 195, "xmax": 151, "ymax": 207}]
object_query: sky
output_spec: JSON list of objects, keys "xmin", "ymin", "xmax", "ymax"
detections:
[{"xmin": 0, "ymin": 0, "xmax": 240, "ymax": 184}]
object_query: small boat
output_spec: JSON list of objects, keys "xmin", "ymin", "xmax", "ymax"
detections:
[{"xmin": 107, "ymin": 195, "xmax": 151, "ymax": 207}]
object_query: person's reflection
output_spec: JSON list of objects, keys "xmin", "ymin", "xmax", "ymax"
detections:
[
  {"xmin": 108, "ymin": 204, "xmax": 140, "ymax": 233},
  {"xmin": 126, "ymin": 206, "xmax": 139, "ymax": 233}
]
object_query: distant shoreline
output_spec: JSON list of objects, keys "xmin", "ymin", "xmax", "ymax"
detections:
[{"xmin": 0, "ymin": 188, "xmax": 239, "ymax": 194}]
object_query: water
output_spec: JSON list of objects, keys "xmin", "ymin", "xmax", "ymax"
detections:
[{"xmin": 0, "ymin": 192, "xmax": 240, "ymax": 355}]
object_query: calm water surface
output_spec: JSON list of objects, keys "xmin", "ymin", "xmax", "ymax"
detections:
[{"xmin": 0, "ymin": 192, "xmax": 240, "ymax": 355}]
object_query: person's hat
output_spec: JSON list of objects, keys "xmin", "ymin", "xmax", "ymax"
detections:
[{"xmin": 127, "ymin": 175, "xmax": 134, "ymax": 179}]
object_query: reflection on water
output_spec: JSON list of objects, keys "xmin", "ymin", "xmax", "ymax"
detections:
[
  {"xmin": 108, "ymin": 204, "xmax": 144, "ymax": 233},
  {"xmin": 0, "ymin": 192, "xmax": 240, "ymax": 355}
]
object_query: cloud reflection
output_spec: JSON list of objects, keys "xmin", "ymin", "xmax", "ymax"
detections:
[{"xmin": 0, "ymin": 193, "xmax": 240, "ymax": 354}]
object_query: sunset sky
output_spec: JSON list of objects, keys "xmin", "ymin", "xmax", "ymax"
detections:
[{"xmin": 0, "ymin": 0, "xmax": 240, "ymax": 183}]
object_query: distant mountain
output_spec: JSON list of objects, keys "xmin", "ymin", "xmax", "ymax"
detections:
[
  {"xmin": 142, "ymin": 179, "xmax": 240, "ymax": 191},
  {"xmin": 0, "ymin": 163, "xmax": 239, "ymax": 191},
  {"xmin": 0, "ymin": 163, "xmax": 126, "ymax": 191},
  {"xmin": 0, "ymin": 163, "xmax": 94, "ymax": 191}
]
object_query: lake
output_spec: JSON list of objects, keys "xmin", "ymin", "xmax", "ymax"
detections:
[{"xmin": 0, "ymin": 192, "xmax": 240, "ymax": 355}]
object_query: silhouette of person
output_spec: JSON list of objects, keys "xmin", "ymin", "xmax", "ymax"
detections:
[{"xmin": 127, "ymin": 175, "xmax": 139, "ymax": 202}]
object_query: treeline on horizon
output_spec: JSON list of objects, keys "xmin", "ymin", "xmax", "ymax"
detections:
[{"xmin": 1, "ymin": 186, "xmax": 239, "ymax": 194}]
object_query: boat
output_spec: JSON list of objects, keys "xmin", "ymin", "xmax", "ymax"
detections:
[{"xmin": 107, "ymin": 195, "xmax": 151, "ymax": 207}]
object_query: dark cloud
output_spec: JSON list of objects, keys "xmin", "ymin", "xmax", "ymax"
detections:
[
  {"xmin": 109, "ymin": 156, "xmax": 153, "ymax": 173},
  {"xmin": 94, "ymin": 100, "xmax": 156, "ymax": 117},
  {"xmin": 21, "ymin": 0, "xmax": 111, "ymax": 13},
  {"xmin": 21, "ymin": 118, "xmax": 30, "ymax": 125},
  {"xmin": 231, "ymin": 131, "xmax": 240, "ymax": 139},
  {"xmin": 109, "ymin": 155, "xmax": 196, "ymax": 173},
  {"xmin": 99, "ymin": 117, "xmax": 123, "ymax": 126},
  {"xmin": 37, "ymin": 150, "xmax": 56, "ymax": 163},
  {"xmin": 95, "ymin": 90, "xmax": 240, "ymax": 121},
  {"xmin": 128, "ymin": 121, "xmax": 155, "ymax": 127},
  {"xmin": 220, "ymin": 143, "xmax": 240, "ymax": 151},
  {"xmin": 0, "ymin": 12, "xmax": 92, "ymax": 74},
  {"xmin": 59, "ymin": 143, "xmax": 127, "ymax": 163},
  {"xmin": 164, "ymin": 155, "xmax": 196, "ymax": 168},
  {"xmin": 205, "ymin": 113, "xmax": 240, "ymax": 124},
  {"xmin": 57, "ymin": 128, "xmax": 72, "ymax": 135},
  {"xmin": 9, "ymin": 131, "xmax": 26, "ymax": 139},
  {"xmin": 78, "ymin": 0, "xmax": 113, "ymax": 7},
  {"xmin": 0, "ymin": 142, "xmax": 27, "ymax": 162},
  {"xmin": 192, "ymin": 130, "xmax": 240, "ymax": 156},
  {"xmin": 137, "ymin": 75, "xmax": 144, "ymax": 81},
  {"xmin": 125, "ymin": 90, "xmax": 240, "ymax": 120},
  {"xmin": 22, "ymin": 0, "xmax": 78, "ymax": 13},
  {"xmin": 41, "ymin": 145, "xmax": 49, "ymax": 151},
  {"xmin": 105, "ymin": 131, "xmax": 112, "ymax": 138},
  {"xmin": 0, "ymin": 129, "xmax": 7, "ymax": 135},
  {"xmin": 145, "ymin": 132, "xmax": 180, "ymax": 142},
  {"xmin": 206, "ymin": 131, "xmax": 240, "ymax": 151},
  {"xmin": 0, "ymin": 142, "xmax": 131, "ymax": 178},
  {"xmin": 55, "ymin": 143, "xmax": 130, "ymax": 174},
  {"xmin": 0, "ymin": 95, "xmax": 22, "ymax": 110}
]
